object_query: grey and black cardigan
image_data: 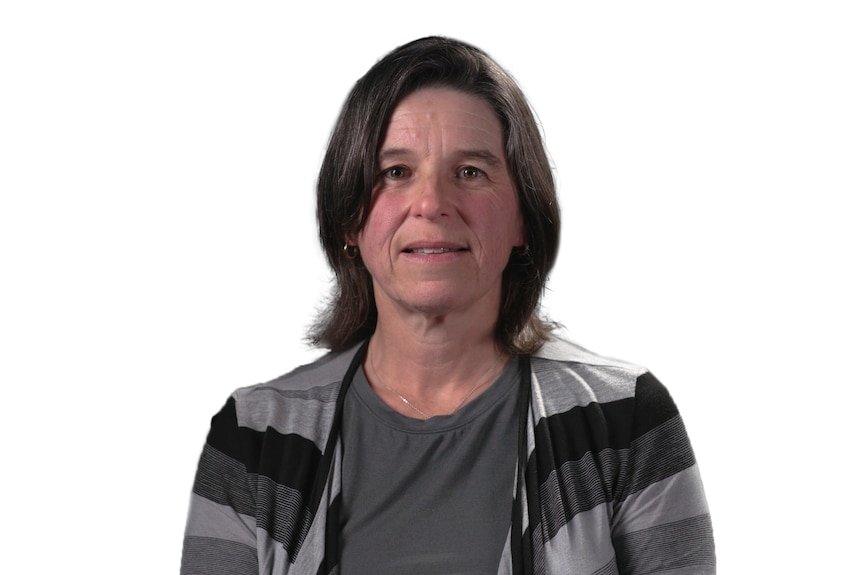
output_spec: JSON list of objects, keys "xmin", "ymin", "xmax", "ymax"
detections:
[{"xmin": 182, "ymin": 334, "xmax": 716, "ymax": 574}]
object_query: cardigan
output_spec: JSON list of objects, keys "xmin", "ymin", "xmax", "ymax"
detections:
[{"xmin": 181, "ymin": 334, "xmax": 715, "ymax": 574}]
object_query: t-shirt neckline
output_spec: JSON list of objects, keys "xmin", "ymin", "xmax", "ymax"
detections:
[{"xmin": 350, "ymin": 357, "xmax": 520, "ymax": 434}]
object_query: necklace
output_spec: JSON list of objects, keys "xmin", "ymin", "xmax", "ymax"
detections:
[{"xmin": 368, "ymin": 353, "xmax": 499, "ymax": 420}]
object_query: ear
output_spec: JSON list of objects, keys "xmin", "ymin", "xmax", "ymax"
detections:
[{"xmin": 513, "ymin": 213, "xmax": 526, "ymax": 248}]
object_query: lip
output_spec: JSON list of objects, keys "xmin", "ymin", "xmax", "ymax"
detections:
[
  {"xmin": 400, "ymin": 241, "xmax": 469, "ymax": 260},
  {"xmin": 401, "ymin": 241, "xmax": 468, "ymax": 254}
]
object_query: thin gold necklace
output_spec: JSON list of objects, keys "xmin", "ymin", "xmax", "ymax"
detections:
[{"xmin": 368, "ymin": 354, "xmax": 499, "ymax": 420}]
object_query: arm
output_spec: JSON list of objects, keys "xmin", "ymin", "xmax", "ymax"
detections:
[
  {"xmin": 181, "ymin": 396, "xmax": 259, "ymax": 575},
  {"xmin": 611, "ymin": 372, "xmax": 716, "ymax": 574}
]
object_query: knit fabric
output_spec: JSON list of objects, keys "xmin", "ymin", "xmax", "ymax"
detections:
[{"xmin": 181, "ymin": 334, "xmax": 715, "ymax": 574}]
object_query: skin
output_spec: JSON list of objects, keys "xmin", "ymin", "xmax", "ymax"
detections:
[{"xmin": 352, "ymin": 87, "xmax": 524, "ymax": 418}]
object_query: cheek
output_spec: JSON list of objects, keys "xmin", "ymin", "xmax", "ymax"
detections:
[
  {"xmin": 358, "ymin": 197, "xmax": 404, "ymax": 250},
  {"xmin": 503, "ymin": 196, "xmax": 525, "ymax": 246},
  {"xmin": 473, "ymin": 197, "xmax": 523, "ymax": 247}
]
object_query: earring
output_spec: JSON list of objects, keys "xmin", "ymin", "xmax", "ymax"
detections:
[
  {"xmin": 343, "ymin": 244, "xmax": 359, "ymax": 260},
  {"xmin": 511, "ymin": 245, "xmax": 532, "ymax": 266}
]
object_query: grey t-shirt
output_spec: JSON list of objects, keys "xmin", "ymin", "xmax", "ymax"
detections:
[{"xmin": 339, "ymin": 358, "xmax": 520, "ymax": 574}]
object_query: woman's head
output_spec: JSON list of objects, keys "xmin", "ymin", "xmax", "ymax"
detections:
[{"xmin": 311, "ymin": 36, "xmax": 560, "ymax": 353}]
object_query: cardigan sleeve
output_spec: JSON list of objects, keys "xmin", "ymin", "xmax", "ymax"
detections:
[
  {"xmin": 181, "ymin": 396, "xmax": 259, "ymax": 575},
  {"xmin": 611, "ymin": 372, "xmax": 716, "ymax": 574}
]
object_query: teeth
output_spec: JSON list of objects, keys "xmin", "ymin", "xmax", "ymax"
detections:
[{"xmin": 409, "ymin": 247, "xmax": 459, "ymax": 254}]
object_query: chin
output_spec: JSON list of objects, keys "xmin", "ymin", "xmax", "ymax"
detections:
[
  {"xmin": 373, "ymin": 278, "xmax": 500, "ymax": 319},
  {"xmin": 403, "ymin": 294, "xmax": 462, "ymax": 316},
  {"xmin": 400, "ymin": 283, "xmax": 496, "ymax": 319}
]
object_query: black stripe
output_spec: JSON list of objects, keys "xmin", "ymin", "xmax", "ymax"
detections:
[
  {"xmin": 614, "ymin": 514, "xmax": 715, "ymax": 574},
  {"xmin": 529, "ymin": 372, "xmax": 681, "ymax": 491},
  {"xmin": 622, "ymin": 415, "xmax": 697, "ymax": 500},
  {"xmin": 534, "ymin": 448, "xmax": 626, "ymax": 543},
  {"xmin": 192, "ymin": 445, "xmax": 256, "ymax": 516},
  {"xmin": 522, "ymin": 371, "xmax": 691, "ymax": 556},
  {"xmin": 199, "ymin": 396, "xmax": 326, "ymax": 560},
  {"xmin": 206, "ymin": 397, "xmax": 324, "ymax": 492},
  {"xmin": 511, "ymin": 355, "xmax": 532, "ymax": 575},
  {"xmin": 524, "ymin": 412, "xmax": 697, "ymax": 545},
  {"xmin": 246, "ymin": 428, "xmax": 323, "ymax": 491},
  {"xmin": 631, "ymin": 372, "xmax": 680, "ymax": 438},
  {"xmin": 205, "ymin": 397, "xmax": 246, "ymax": 461},
  {"xmin": 530, "ymin": 397, "xmax": 634, "ymax": 487},
  {"xmin": 256, "ymin": 475, "xmax": 316, "ymax": 562},
  {"xmin": 192, "ymin": 444, "xmax": 319, "ymax": 561}
]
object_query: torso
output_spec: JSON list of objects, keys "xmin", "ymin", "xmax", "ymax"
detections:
[{"xmin": 338, "ymin": 358, "xmax": 520, "ymax": 574}]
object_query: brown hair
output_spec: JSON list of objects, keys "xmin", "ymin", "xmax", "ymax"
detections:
[{"xmin": 309, "ymin": 36, "xmax": 560, "ymax": 354}]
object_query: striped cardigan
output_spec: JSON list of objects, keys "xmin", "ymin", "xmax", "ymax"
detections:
[{"xmin": 182, "ymin": 335, "xmax": 715, "ymax": 574}]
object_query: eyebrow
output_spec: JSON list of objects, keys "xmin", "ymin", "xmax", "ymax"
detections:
[
  {"xmin": 376, "ymin": 147, "xmax": 504, "ymax": 167},
  {"xmin": 457, "ymin": 149, "xmax": 503, "ymax": 167},
  {"xmin": 377, "ymin": 147, "xmax": 414, "ymax": 164}
]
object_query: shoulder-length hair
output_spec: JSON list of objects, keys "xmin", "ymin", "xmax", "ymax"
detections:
[{"xmin": 309, "ymin": 36, "xmax": 560, "ymax": 354}]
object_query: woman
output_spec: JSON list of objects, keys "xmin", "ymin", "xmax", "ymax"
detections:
[{"xmin": 182, "ymin": 37, "xmax": 715, "ymax": 574}]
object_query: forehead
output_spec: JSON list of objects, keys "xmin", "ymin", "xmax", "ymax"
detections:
[{"xmin": 381, "ymin": 87, "xmax": 504, "ymax": 150}]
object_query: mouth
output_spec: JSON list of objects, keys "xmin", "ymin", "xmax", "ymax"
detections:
[{"xmin": 403, "ymin": 247, "xmax": 467, "ymax": 255}]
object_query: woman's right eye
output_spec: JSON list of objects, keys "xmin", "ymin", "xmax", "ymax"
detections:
[{"xmin": 382, "ymin": 166, "xmax": 409, "ymax": 179}]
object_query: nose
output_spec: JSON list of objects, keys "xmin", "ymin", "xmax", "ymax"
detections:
[{"xmin": 411, "ymin": 171, "xmax": 450, "ymax": 220}]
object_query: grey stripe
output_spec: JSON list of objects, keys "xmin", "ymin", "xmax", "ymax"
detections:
[
  {"xmin": 233, "ymin": 344, "xmax": 361, "ymax": 444},
  {"xmin": 532, "ymin": 524, "xmax": 548, "ymax": 575},
  {"xmin": 256, "ymin": 343, "xmax": 358, "ymax": 392},
  {"xmin": 592, "ymin": 557, "xmax": 620, "ymax": 575},
  {"xmin": 181, "ymin": 536, "xmax": 257, "ymax": 575},
  {"xmin": 192, "ymin": 445, "xmax": 316, "ymax": 559},
  {"xmin": 255, "ymin": 379, "xmax": 342, "ymax": 402},
  {"xmin": 614, "ymin": 514, "xmax": 716, "ymax": 575},
  {"xmin": 185, "ymin": 493, "xmax": 256, "ymax": 544},
  {"xmin": 496, "ymin": 527, "xmax": 513, "ymax": 575},
  {"xmin": 236, "ymin": 383, "xmax": 340, "ymax": 448},
  {"xmin": 613, "ymin": 464, "xmax": 710, "ymax": 535},
  {"xmin": 539, "ymin": 448, "xmax": 626, "ymax": 542},
  {"xmin": 255, "ymin": 473, "xmax": 314, "ymax": 562},
  {"xmin": 622, "ymin": 415, "xmax": 696, "ymax": 500},
  {"xmin": 255, "ymin": 531, "xmax": 291, "ymax": 574},
  {"xmin": 535, "ymin": 335, "xmax": 646, "ymax": 374},
  {"xmin": 532, "ymin": 358, "xmax": 641, "ymax": 418},
  {"xmin": 621, "ymin": 568, "xmax": 715, "ymax": 575},
  {"xmin": 542, "ymin": 503, "xmax": 616, "ymax": 574},
  {"xmin": 193, "ymin": 445, "xmax": 256, "ymax": 517}
]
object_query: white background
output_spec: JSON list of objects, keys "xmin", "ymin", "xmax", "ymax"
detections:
[{"xmin": 1, "ymin": 1, "xmax": 859, "ymax": 572}]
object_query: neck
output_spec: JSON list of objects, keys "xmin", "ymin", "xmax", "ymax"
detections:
[{"xmin": 364, "ymin": 306, "xmax": 509, "ymax": 419}]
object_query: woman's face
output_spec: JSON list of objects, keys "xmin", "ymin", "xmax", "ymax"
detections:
[{"xmin": 355, "ymin": 87, "xmax": 524, "ymax": 321}]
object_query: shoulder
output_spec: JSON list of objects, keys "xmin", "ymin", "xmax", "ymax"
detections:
[
  {"xmin": 225, "ymin": 343, "xmax": 361, "ymax": 448},
  {"xmin": 530, "ymin": 330, "xmax": 675, "ymax": 418},
  {"xmin": 236, "ymin": 342, "xmax": 359, "ymax": 399},
  {"xmin": 534, "ymin": 329, "xmax": 644, "ymax": 372},
  {"xmin": 531, "ymin": 329, "xmax": 646, "ymax": 407}
]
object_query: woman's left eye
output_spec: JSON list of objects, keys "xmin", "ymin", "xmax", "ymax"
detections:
[{"xmin": 459, "ymin": 166, "xmax": 483, "ymax": 179}]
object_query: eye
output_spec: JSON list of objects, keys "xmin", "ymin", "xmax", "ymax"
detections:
[
  {"xmin": 382, "ymin": 165, "xmax": 410, "ymax": 179},
  {"xmin": 458, "ymin": 166, "xmax": 484, "ymax": 179}
]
